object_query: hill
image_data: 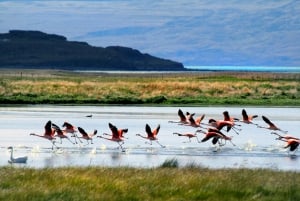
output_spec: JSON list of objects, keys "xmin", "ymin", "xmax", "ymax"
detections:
[{"xmin": 0, "ymin": 30, "xmax": 184, "ymax": 71}]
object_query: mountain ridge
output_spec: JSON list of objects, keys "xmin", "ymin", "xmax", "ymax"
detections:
[{"xmin": 0, "ymin": 30, "xmax": 185, "ymax": 71}]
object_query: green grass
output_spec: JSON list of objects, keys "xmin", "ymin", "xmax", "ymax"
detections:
[
  {"xmin": 0, "ymin": 70, "xmax": 299, "ymax": 106},
  {"xmin": 0, "ymin": 166, "xmax": 300, "ymax": 201}
]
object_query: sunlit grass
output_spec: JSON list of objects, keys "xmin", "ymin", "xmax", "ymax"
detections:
[
  {"xmin": 0, "ymin": 166, "xmax": 299, "ymax": 201},
  {"xmin": 0, "ymin": 70, "xmax": 299, "ymax": 105}
]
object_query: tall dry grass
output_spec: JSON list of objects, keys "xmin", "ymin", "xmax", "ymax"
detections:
[{"xmin": 0, "ymin": 70, "xmax": 299, "ymax": 105}]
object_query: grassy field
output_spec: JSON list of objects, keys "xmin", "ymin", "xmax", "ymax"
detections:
[
  {"xmin": 0, "ymin": 69, "xmax": 299, "ymax": 105},
  {"xmin": 0, "ymin": 165, "xmax": 299, "ymax": 201},
  {"xmin": 1, "ymin": 70, "xmax": 300, "ymax": 200}
]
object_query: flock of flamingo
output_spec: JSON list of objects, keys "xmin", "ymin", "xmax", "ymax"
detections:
[
  {"xmin": 26, "ymin": 108, "xmax": 299, "ymax": 155},
  {"xmin": 7, "ymin": 108, "xmax": 298, "ymax": 164}
]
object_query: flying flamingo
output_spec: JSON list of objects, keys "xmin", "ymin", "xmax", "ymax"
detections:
[
  {"xmin": 30, "ymin": 120, "xmax": 58, "ymax": 149},
  {"xmin": 258, "ymin": 116, "xmax": 288, "ymax": 133},
  {"xmin": 78, "ymin": 127, "xmax": 97, "ymax": 145},
  {"xmin": 197, "ymin": 128, "xmax": 235, "ymax": 146},
  {"xmin": 52, "ymin": 123, "xmax": 75, "ymax": 145},
  {"xmin": 277, "ymin": 138, "xmax": 300, "ymax": 152},
  {"xmin": 7, "ymin": 146, "xmax": 28, "ymax": 164},
  {"xmin": 98, "ymin": 123, "xmax": 125, "ymax": 151},
  {"xmin": 136, "ymin": 124, "xmax": 165, "ymax": 148},
  {"xmin": 103, "ymin": 125, "xmax": 128, "ymax": 139},
  {"xmin": 62, "ymin": 121, "xmax": 82, "ymax": 143},
  {"xmin": 173, "ymin": 132, "xmax": 201, "ymax": 143},
  {"xmin": 207, "ymin": 119, "xmax": 241, "ymax": 135},
  {"xmin": 223, "ymin": 111, "xmax": 239, "ymax": 122},
  {"xmin": 239, "ymin": 109, "xmax": 258, "ymax": 124},
  {"xmin": 168, "ymin": 109, "xmax": 193, "ymax": 125},
  {"xmin": 186, "ymin": 114, "xmax": 206, "ymax": 128},
  {"xmin": 271, "ymin": 132, "xmax": 300, "ymax": 141}
]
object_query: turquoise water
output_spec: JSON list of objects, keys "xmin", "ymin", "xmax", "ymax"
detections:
[{"xmin": 185, "ymin": 66, "xmax": 300, "ymax": 73}]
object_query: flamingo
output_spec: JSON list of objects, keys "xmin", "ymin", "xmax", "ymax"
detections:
[
  {"xmin": 52, "ymin": 123, "xmax": 75, "ymax": 145},
  {"xmin": 173, "ymin": 132, "xmax": 201, "ymax": 143},
  {"xmin": 271, "ymin": 132, "xmax": 300, "ymax": 141},
  {"xmin": 103, "ymin": 124, "xmax": 128, "ymax": 139},
  {"xmin": 7, "ymin": 146, "xmax": 28, "ymax": 164},
  {"xmin": 277, "ymin": 138, "xmax": 300, "ymax": 152},
  {"xmin": 186, "ymin": 114, "xmax": 206, "ymax": 128},
  {"xmin": 208, "ymin": 119, "xmax": 241, "ymax": 135},
  {"xmin": 136, "ymin": 124, "xmax": 165, "ymax": 148},
  {"xmin": 258, "ymin": 116, "xmax": 288, "ymax": 133},
  {"xmin": 239, "ymin": 109, "xmax": 258, "ymax": 124},
  {"xmin": 98, "ymin": 123, "xmax": 125, "ymax": 151},
  {"xmin": 30, "ymin": 120, "xmax": 58, "ymax": 149},
  {"xmin": 168, "ymin": 109, "xmax": 193, "ymax": 125},
  {"xmin": 198, "ymin": 128, "xmax": 235, "ymax": 146},
  {"xmin": 223, "ymin": 111, "xmax": 239, "ymax": 122},
  {"xmin": 62, "ymin": 121, "xmax": 82, "ymax": 143},
  {"xmin": 78, "ymin": 127, "xmax": 97, "ymax": 145}
]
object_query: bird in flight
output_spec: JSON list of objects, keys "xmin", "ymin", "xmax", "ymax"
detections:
[
  {"xmin": 197, "ymin": 128, "xmax": 235, "ymax": 147},
  {"xmin": 239, "ymin": 109, "xmax": 258, "ymax": 124},
  {"xmin": 136, "ymin": 124, "xmax": 165, "ymax": 148},
  {"xmin": 78, "ymin": 127, "xmax": 97, "ymax": 145},
  {"xmin": 168, "ymin": 109, "xmax": 193, "ymax": 125},
  {"xmin": 98, "ymin": 123, "xmax": 126, "ymax": 151},
  {"xmin": 173, "ymin": 132, "xmax": 201, "ymax": 143},
  {"xmin": 52, "ymin": 123, "xmax": 75, "ymax": 145},
  {"xmin": 258, "ymin": 116, "xmax": 288, "ymax": 133},
  {"xmin": 30, "ymin": 120, "xmax": 58, "ymax": 150},
  {"xmin": 62, "ymin": 121, "xmax": 82, "ymax": 144}
]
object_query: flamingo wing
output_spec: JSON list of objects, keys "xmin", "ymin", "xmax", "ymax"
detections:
[
  {"xmin": 109, "ymin": 123, "xmax": 119, "ymax": 138},
  {"xmin": 223, "ymin": 111, "xmax": 231, "ymax": 121},
  {"xmin": 178, "ymin": 109, "xmax": 186, "ymax": 122},
  {"xmin": 242, "ymin": 109, "xmax": 249, "ymax": 121},
  {"xmin": 153, "ymin": 124, "xmax": 160, "ymax": 136},
  {"xmin": 201, "ymin": 132, "xmax": 219, "ymax": 142},
  {"xmin": 52, "ymin": 123, "xmax": 64, "ymax": 135},
  {"xmin": 262, "ymin": 116, "xmax": 276, "ymax": 127},
  {"xmin": 44, "ymin": 120, "xmax": 53, "ymax": 136},
  {"xmin": 145, "ymin": 124, "xmax": 154, "ymax": 138},
  {"xmin": 62, "ymin": 121, "xmax": 73, "ymax": 128},
  {"xmin": 78, "ymin": 127, "xmax": 88, "ymax": 137},
  {"xmin": 212, "ymin": 137, "xmax": 219, "ymax": 144},
  {"xmin": 196, "ymin": 114, "xmax": 205, "ymax": 124},
  {"xmin": 287, "ymin": 140, "xmax": 299, "ymax": 152},
  {"xmin": 189, "ymin": 115, "xmax": 196, "ymax": 124}
]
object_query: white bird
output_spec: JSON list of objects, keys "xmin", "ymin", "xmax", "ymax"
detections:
[{"xmin": 7, "ymin": 146, "xmax": 28, "ymax": 164}]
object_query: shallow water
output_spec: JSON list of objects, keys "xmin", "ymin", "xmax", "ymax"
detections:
[{"xmin": 1, "ymin": 105, "xmax": 300, "ymax": 171}]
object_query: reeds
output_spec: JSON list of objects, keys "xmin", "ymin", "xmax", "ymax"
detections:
[
  {"xmin": 0, "ymin": 166, "xmax": 299, "ymax": 201},
  {"xmin": 0, "ymin": 70, "xmax": 299, "ymax": 105}
]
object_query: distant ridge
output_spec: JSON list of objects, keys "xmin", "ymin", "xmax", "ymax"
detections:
[{"xmin": 0, "ymin": 30, "xmax": 185, "ymax": 71}]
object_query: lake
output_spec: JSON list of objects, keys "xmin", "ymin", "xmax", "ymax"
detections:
[
  {"xmin": 1, "ymin": 105, "xmax": 300, "ymax": 171},
  {"xmin": 185, "ymin": 66, "xmax": 300, "ymax": 73}
]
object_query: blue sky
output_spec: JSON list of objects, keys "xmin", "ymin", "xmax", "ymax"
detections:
[{"xmin": 0, "ymin": 0, "xmax": 299, "ymax": 66}]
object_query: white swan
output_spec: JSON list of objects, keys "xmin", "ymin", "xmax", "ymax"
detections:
[{"xmin": 7, "ymin": 146, "xmax": 28, "ymax": 164}]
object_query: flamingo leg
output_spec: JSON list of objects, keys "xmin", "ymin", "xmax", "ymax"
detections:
[{"xmin": 155, "ymin": 140, "xmax": 166, "ymax": 148}]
